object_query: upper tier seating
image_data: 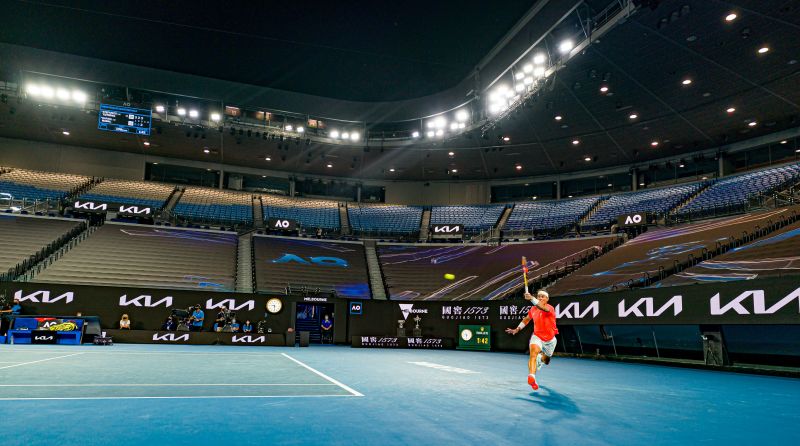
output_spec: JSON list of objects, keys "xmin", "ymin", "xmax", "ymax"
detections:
[
  {"xmin": 348, "ymin": 204, "xmax": 423, "ymax": 234},
  {"xmin": 378, "ymin": 236, "xmax": 618, "ymax": 300},
  {"xmin": 547, "ymin": 206, "xmax": 800, "ymax": 295},
  {"xmin": 504, "ymin": 196, "xmax": 599, "ymax": 231},
  {"xmin": 34, "ymin": 224, "xmax": 238, "ymax": 290},
  {"xmin": 431, "ymin": 205, "xmax": 505, "ymax": 232},
  {"xmin": 262, "ymin": 195, "xmax": 340, "ymax": 230},
  {"xmin": 0, "ymin": 214, "xmax": 82, "ymax": 274},
  {"xmin": 677, "ymin": 163, "xmax": 800, "ymax": 215},
  {"xmin": 584, "ymin": 183, "xmax": 701, "ymax": 227},
  {"xmin": 0, "ymin": 169, "xmax": 89, "ymax": 201},
  {"xmin": 253, "ymin": 236, "xmax": 370, "ymax": 298},
  {"xmin": 79, "ymin": 179, "xmax": 176, "ymax": 209},
  {"xmin": 657, "ymin": 218, "xmax": 800, "ymax": 286},
  {"xmin": 173, "ymin": 187, "xmax": 253, "ymax": 224}
]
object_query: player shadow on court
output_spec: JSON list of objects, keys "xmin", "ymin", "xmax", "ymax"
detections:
[{"xmin": 514, "ymin": 387, "xmax": 580, "ymax": 415}]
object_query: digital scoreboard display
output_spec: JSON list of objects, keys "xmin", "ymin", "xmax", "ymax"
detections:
[{"xmin": 98, "ymin": 103, "xmax": 152, "ymax": 135}]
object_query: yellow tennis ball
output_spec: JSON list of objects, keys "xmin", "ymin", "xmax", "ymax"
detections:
[{"xmin": 444, "ymin": 273, "xmax": 456, "ymax": 280}]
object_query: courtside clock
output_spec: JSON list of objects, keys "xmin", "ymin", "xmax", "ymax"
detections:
[{"xmin": 266, "ymin": 298, "xmax": 283, "ymax": 314}]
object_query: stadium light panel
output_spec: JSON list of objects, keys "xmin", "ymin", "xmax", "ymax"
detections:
[
  {"xmin": 189, "ymin": 109, "xmax": 199, "ymax": 118},
  {"xmin": 434, "ymin": 116, "xmax": 447, "ymax": 129},
  {"xmin": 26, "ymin": 84, "xmax": 40, "ymax": 96},
  {"xmin": 412, "ymin": 131, "xmax": 420, "ymax": 138},
  {"xmin": 285, "ymin": 124, "xmax": 293, "ymax": 131},
  {"xmin": 177, "ymin": 108, "xmax": 186, "ymax": 116},
  {"xmin": 533, "ymin": 53, "xmax": 546, "ymax": 64},
  {"xmin": 523, "ymin": 64, "xmax": 533, "ymax": 73},
  {"xmin": 515, "ymin": 72, "xmax": 524, "ymax": 80},
  {"xmin": 458, "ymin": 122, "xmax": 466, "ymax": 129},
  {"xmin": 155, "ymin": 105, "xmax": 165, "ymax": 113},
  {"xmin": 523, "ymin": 77, "xmax": 534, "ymax": 85},
  {"xmin": 330, "ymin": 130, "xmax": 340, "ymax": 139},
  {"xmin": 436, "ymin": 129, "xmax": 444, "ymax": 137},
  {"xmin": 558, "ymin": 40, "xmax": 574, "ymax": 54},
  {"xmin": 449, "ymin": 122, "xmax": 459, "ymax": 131},
  {"xmin": 342, "ymin": 132, "xmax": 350, "ymax": 140},
  {"xmin": 533, "ymin": 66, "xmax": 545, "ymax": 77},
  {"xmin": 515, "ymin": 84, "xmax": 525, "ymax": 92},
  {"xmin": 426, "ymin": 130, "xmax": 435, "ymax": 138},
  {"xmin": 40, "ymin": 85, "xmax": 54, "ymax": 98},
  {"xmin": 56, "ymin": 88, "xmax": 70, "ymax": 101},
  {"xmin": 455, "ymin": 109, "xmax": 469, "ymax": 122},
  {"xmin": 350, "ymin": 132, "xmax": 360, "ymax": 141},
  {"xmin": 211, "ymin": 113, "xmax": 221, "ymax": 122},
  {"xmin": 297, "ymin": 126, "xmax": 305, "ymax": 133},
  {"xmin": 72, "ymin": 90, "xmax": 87, "ymax": 103}
]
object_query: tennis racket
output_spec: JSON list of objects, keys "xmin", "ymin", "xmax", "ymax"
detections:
[{"xmin": 521, "ymin": 256, "xmax": 529, "ymax": 295}]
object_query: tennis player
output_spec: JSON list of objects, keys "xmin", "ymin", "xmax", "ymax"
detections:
[{"xmin": 505, "ymin": 290, "xmax": 558, "ymax": 390}]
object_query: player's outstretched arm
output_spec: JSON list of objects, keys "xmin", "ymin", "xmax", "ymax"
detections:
[{"xmin": 505, "ymin": 316, "xmax": 531, "ymax": 335}]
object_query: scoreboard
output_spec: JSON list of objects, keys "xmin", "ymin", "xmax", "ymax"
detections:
[
  {"xmin": 98, "ymin": 103, "xmax": 152, "ymax": 135},
  {"xmin": 457, "ymin": 325, "xmax": 491, "ymax": 351}
]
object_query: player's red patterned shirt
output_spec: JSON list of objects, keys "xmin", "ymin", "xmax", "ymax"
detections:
[{"xmin": 528, "ymin": 304, "xmax": 558, "ymax": 342}]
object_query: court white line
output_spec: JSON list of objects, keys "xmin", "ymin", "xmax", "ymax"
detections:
[
  {"xmin": 281, "ymin": 353, "xmax": 364, "ymax": 397},
  {"xmin": 0, "ymin": 353, "xmax": 84, "ymax": 370},
  {"xmin": 0, "ymin": 383, "xmax": 337, "ymax": 387},
  {"xmin": 0, "ymin": 394, "xmax": 360, "ymax": 401},
  {"xmin": 0, "ymin": 350, "xmax": 287, "ymax": 357}
]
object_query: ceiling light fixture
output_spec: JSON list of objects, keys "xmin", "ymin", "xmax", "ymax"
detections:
[
  {"xmin": 725, "ymin": 13, "xmax": 737, "ymax": 22},
  {"xmin": 600, "ymin": 86, "xmax": 609, "ymax": 93},
  {"xmin": 726, "ymin": 107, "xmax": 736, "ymax": 113},
  {"xmin": 572, "ymin": 139, "xmax": 580, "ymax": 145},
  {"xmin": 515, "ymin": 165, "xmax": 522, "ymax": 170},
  {"xmin": 448, "ymin": 151, "xmax": 455, "ymax": 156},
  {"xmin": 748, "ymin": 121, "xmax": 757, "ymax": 127},
  {"xmin": 682, "ymin": 78, "xmax": 692, "ymax": 86},
  {"xmin": 62, "ymin": 130, "xmax": 70, "ymax": 136},
  {"xmin": 265, "ymin": 157, "xmax": 271, "ymax": 161},
  {"xmin": 503, "ymin": 136, "xmax": 511, "ymax": 142},
  {"xmin": 143, "ymin": 141, "xmax": 150, "ymax": 147},
  {"xmin": 555, "ymin": 115, "xmax": 563, "ymax": 121},
  {"xmin": 203, "ymin": 149, "xmax": 210, "ymax": 154},
  {"xmin": 326, "ymin": 163, "xmax": 333, "ymax": 168},
  {"xmin": 758, "ymin": 47, "xmax": 769, "ymax": 54},
  {"xmin": 584, "ymin": 156, "xmax": 591, "ymax": 162},
  {"xmin": 629, "ymin": 113, "xmax": 638, "ymax": 119},
  {"xmin": 779, "ymin": 140, "xmax": 787, "ymax": 144}
]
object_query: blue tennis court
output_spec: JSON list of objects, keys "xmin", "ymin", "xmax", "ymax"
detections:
[{"xmin": 1, "ymin": 344, "xmax": 798, "ymax": 445}]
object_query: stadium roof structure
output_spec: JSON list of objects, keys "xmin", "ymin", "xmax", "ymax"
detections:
[{"xmin": 0, "ymin": 0, "xmax": 798, "ymax": 181}]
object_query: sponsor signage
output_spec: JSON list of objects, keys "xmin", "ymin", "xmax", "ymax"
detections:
[
  {"xmin": 303, "ymin": 296, "xmax": 329, "ymax": 303},
  {"xmin": 205, "ymin": 298, "xmax": 255, "ymax": 311},
  {"xmin": 398, "ymin": 303, "xmax": 428, "ymax": 321},
  {"xmin": 350, "ymin": 301, "xmax": 363, "ymax": 315},
  {"xmin": 353, "ymin": 336, "xmax": 451, "ymax": 349},
  {"xmin": 31, "ymin": 330, "xmax": 57, "ymax": 344},
  {"xmin": 457, "ymin": 325, "xmax": 491, "ymax": 351},
  {"xmin": 152, "ymin": 332, "xmax": 190, "ymax": 343},
  {"xmin": 73, "ymin": 200, "xmax": 109, "ymax": 214},
  {"xmin": 14, "ymin": 290, "xmax": 74, "ymax": 304},
  {"xmin": 231, "ymin": 334, "xmax": 267, "ymax": 344},
  {"xmin": 117, "ymin": 205, "xmax": 153, "ymax": 217},
  {"xmin": 431, "ymin": 224, "xmax": 464, "ymax": 239},
  {"xmin": 619, "ymin": 212, "xmax": 648, "ymax": 227},
  {"xmin": 268, "ymin": 218, "xmax": 298, "ymax": 231},
  {"xmin": 441, "ymin": 305, "xmax": 490, "ymax": 321},
  {"xmin": 119, "ymin": 294, "xmax": 173, "ymax": 308}
]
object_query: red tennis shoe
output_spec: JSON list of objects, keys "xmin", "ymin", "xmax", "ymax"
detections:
[{"xmin": 527, "ymin": 374, "xmax": 538, "ymax": 390}]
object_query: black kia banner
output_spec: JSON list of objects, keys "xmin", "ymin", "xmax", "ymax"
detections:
[{"xmin": 430, "ymin": 224, "xmax": 464, "ymax": 239}]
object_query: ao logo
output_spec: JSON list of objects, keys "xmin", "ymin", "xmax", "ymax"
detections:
[
  {"xmin": 272, "ymin": 254, "xmax": 348, "ymax": 268},
  {"xmin": 274, "ymin": 219, "xmax": 291, "ymax": 228},
  {"xmin": 625, "ymin": 214, "xmax": 643, "ymax": 225}
]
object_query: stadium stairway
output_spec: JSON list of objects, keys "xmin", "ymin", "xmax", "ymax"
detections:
[
  {"xmin": 363, "ymin": 240, "xmax": 388, "ymax": 299},
  {"xmin": 339, "ymin": 203, "xmax": 351, "ymax": 235},
  {"xmin": 670, "ymin": 180, "xmax": 714, "ymax": 215},
  {"xmin": 578, "ymin": 196, "xmax": 610, "ymax": 226},
  {"xmin": 18, "ymin": 222, "xmax": 99, "ymax": 282},
  {"xmin": 496, "ymin": 205, "xmax": 514, "ymax": 230},
  {"xmin": 235, "ymin": 231, "xmax": 255, "ymax": 293},
  {"xmin": 418, "ymin": 208, "xmax": 431, "ymax": 241},
  {"xmin": 162, "ymin": 187, "xmax": 184, "ymax": 216},
  {"xmin": 295, "ymin": 315, "xmax": 322, "ymax": 343},
  {"xmin": 67, "ymin": 177, "xmax": 101, "ymax": 202},
  {"xmin": 252, "ymin": 197, "xmax": 264, "ymax": 229}
]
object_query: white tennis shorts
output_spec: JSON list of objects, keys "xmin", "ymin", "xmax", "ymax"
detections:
[{"xmin": 530, "ymin": 334, "xmax": 557, "ymax": 357}]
